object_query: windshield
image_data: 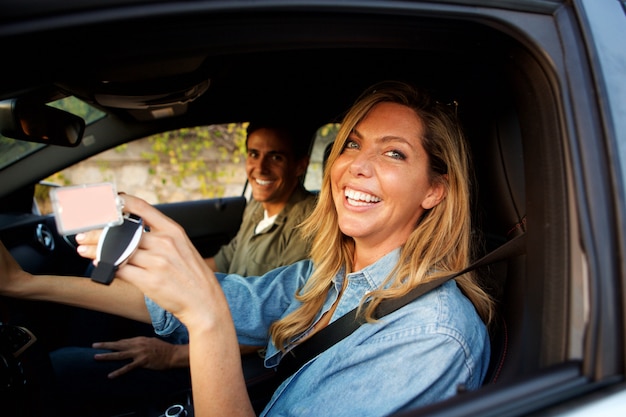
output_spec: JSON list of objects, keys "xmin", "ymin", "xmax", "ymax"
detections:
[{"xmin": 0, "ymin": 96, "xmax": 105, "ymax": 170}]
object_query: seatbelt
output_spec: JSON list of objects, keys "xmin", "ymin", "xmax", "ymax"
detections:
[{"xmin": 276, "ymin": 232, "xmax": 526, "ymax": 380}]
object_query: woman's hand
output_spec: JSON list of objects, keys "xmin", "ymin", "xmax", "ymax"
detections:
[
  {"xmin": 91, "ymin": 195, "xmax": 220, "ymax": 328},
  {"xmin": 87, "ymin": 194, "xmax": 254, "ymax": 416},
  {"xmin": 75, "ymin": 228, "xmax": 103, "ymax": 261}
]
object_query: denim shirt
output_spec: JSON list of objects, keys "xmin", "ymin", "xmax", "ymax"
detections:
[{"xmin": 145, "ymin": 249, "xmax": 490, "ymax": 417}]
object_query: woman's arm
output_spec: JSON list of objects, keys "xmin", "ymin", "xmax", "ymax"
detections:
[
  {"xmin": 0, "ymin": 240, "xmax": 150, "ymax": 323},
  {"xmin": 98, "ymin": 194, "xmax": 255, "ymax": 417}
]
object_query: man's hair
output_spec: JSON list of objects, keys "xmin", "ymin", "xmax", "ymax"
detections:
[{"xmin": 246, "ymin": 120, "xmax": 311, "ymax": 160}]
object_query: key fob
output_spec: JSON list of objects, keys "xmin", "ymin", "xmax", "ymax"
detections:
[{"xmin": 91, "ymin": 213, "xmax": 143, "ymax": 285}]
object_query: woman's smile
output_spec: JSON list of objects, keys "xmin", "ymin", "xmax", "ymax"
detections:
[{"xmin": 344, "ymin": 187, "xmax": 382, "ymax": 207}]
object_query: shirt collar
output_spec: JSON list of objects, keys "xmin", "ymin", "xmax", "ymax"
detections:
[
  {"xmin": 250, "ymin": 184, "xmax": 312, "ymax": 225},
  {"xmin": 332, "ymin": 247, "xmax": 402, "ymax": 291}
]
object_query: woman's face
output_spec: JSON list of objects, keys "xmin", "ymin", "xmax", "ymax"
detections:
[{"xmin": 331, "ymin": 102, "xmax": 445, "ymax": 254}]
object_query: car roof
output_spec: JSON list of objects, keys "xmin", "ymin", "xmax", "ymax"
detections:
[
  {"xmin": 0, "ymin": 0, "xmax": 565, "ymax": 20},
  {"xmin": 0, "ymin": 1, "xmax": 563, "ymax": 126},
  {"xmin": 0, "ymin": 0, "xmax": 567, "ymax": 198}
]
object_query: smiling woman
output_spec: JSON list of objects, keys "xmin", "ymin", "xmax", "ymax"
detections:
[
  {"xmin": 0, "ymin": 81, "xmax": 494, "ymax": 417},
  {"xmin": 330, "ymin": 102, "xmax": 446, "ymax": 264},
  {"xmin": 0, "ymin": 1, "xmax": 625, "ymax": 416},
  {"xmin": 139, "ymin": 81, "xmax": 494, "ymax": 416}
]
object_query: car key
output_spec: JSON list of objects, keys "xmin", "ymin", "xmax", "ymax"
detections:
[{"xmin": 91, "ymin": 213, "xmax": 143, "ymax": 285}]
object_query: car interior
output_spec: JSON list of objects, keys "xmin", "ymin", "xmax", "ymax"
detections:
[{"xmin": 0, "ymin": 2, "xmax": 609, "ymax": 416}]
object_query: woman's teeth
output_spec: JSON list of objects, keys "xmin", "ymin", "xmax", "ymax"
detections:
[
  {"xmin": 256, "ymin": 179, "xmax": 273, "ymax": 186},
  {"xmin": 345, "ymin": 188, "xmax": 381, "ymax": 206}
]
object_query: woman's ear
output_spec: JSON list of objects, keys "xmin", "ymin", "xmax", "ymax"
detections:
[{"xmin": 421, "ymin": 176, "xmax": 447, "ymax": 210}]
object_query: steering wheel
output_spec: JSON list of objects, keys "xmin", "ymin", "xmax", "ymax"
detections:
[{"xmin": 0, "ymin": 323, "xmax": 33, "ymax": 414}]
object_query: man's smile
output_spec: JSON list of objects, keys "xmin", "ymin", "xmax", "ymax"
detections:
[{"xmin": 255, "ymin": 178, "xmax": 275, "ymax": 186}]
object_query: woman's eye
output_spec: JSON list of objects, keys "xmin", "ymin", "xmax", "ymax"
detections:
[
  {"xmin": 344, "ymin": 139, "xmax": 359, "ymax": 150},
  {"xmin": 385, "ymin": 150, "xmax": 406, "ymax": 160}
]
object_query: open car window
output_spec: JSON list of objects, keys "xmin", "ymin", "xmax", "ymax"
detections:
[
  {"xmin": 35, "ymin": 123, "xmax": 249, "ymax": 214},
  {"xmin": 36, "ymin": 122, "xmax": 340, "ymax": 214}
]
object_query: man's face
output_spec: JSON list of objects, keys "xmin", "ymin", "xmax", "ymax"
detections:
[{"xmin": 245, "ymin": 128, "xmax": 308, "ymax": 214}]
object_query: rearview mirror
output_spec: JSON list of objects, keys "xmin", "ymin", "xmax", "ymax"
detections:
[{"xmin": 0, "ymin": 99, "xmax": 85, "ymax": 147}]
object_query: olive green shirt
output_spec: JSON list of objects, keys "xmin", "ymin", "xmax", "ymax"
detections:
[{"xmin": 213, "ymin": 186, "xmax": 317, "ymax": 276}]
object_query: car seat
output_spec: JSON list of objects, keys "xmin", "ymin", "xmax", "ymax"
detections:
[{"xmin": 474, "ymin": 103, "xmax": 529, "ymax": 385}]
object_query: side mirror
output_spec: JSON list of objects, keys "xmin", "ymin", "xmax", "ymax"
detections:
[{"xmin": 0, "ymin": 99, "xmax": 85, "ymax": 147}]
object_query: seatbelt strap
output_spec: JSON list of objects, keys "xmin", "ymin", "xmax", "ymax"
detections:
[{"xmin": 276, "ymin": 232, "xmax": 526, "ymax": 380}]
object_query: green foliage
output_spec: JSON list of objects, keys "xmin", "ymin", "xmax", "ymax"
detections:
[
  {"xmin": 44, "ymin": 172, "xmax": 71, "ymax": 186},
  {"xmin": 140, "ymin": 123, "xmax": 248, "ymax": 200},
  {"xmin": 318, "ymin": 123, "xmax": 340, "ymax": 139},
  {"xmin": 32, "ymin": 120, "xmax": 336, "ymax": 207}
]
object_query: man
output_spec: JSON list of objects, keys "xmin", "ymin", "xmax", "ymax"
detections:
[
  {"xmin": 50, "ymin": 122, "xmax": 318, "ymax": 415},
  {"xmin": 205, "ymin": 121, "xmax": 316, "ymax": 275}
]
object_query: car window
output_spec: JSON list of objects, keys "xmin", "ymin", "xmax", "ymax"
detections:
[
  {"xmin": 37, "ymin": 123, "xmax": 249, "ymax": 214},
  {"xmin": 304, "ymin": 123, "xmax": 340, "ymax": 192},
  {"xmin": 50, "ymin": 96, "xmax": 107, "ymax": 126},
  {"xmin": 0, "ymin": 136, "xmax": 42, "ymax": 170},
  {"xmin": 36, "ymin": 122, "xmax": 339, "ymax": 215}
]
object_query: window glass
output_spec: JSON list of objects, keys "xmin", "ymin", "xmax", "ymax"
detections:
[
  {"xmin": 304, "ymin": 123, "xmax": 340, "ymax": 191},
  {"xmin": 37, "ymin": 123, "xmax": 248, "ymax": 213},
  {"xmin": 49, "ymin": 96, "xmax": 106, "ymax": 125},
  {"xmin": 0, "ymin": 137, "xmax": 42, "ymax": 169},
  {"xmin": 36, "ymin": 122, "xmax": 339, "ymax": 215}
]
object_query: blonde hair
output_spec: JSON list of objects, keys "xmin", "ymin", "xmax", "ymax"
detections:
[{"xmin": 270, "ymin": 81, "xmax": 494, "ymax": 351}]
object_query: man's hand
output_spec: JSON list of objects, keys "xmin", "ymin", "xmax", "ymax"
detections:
[{"xmin": 92, "ymin": 336, "xmax": 189, "ymax": 379}]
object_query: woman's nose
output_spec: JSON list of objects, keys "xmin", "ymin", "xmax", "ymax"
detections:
[{"xmin": 348, "ymin": 152, "xmax": 374, "ymax": 177}]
